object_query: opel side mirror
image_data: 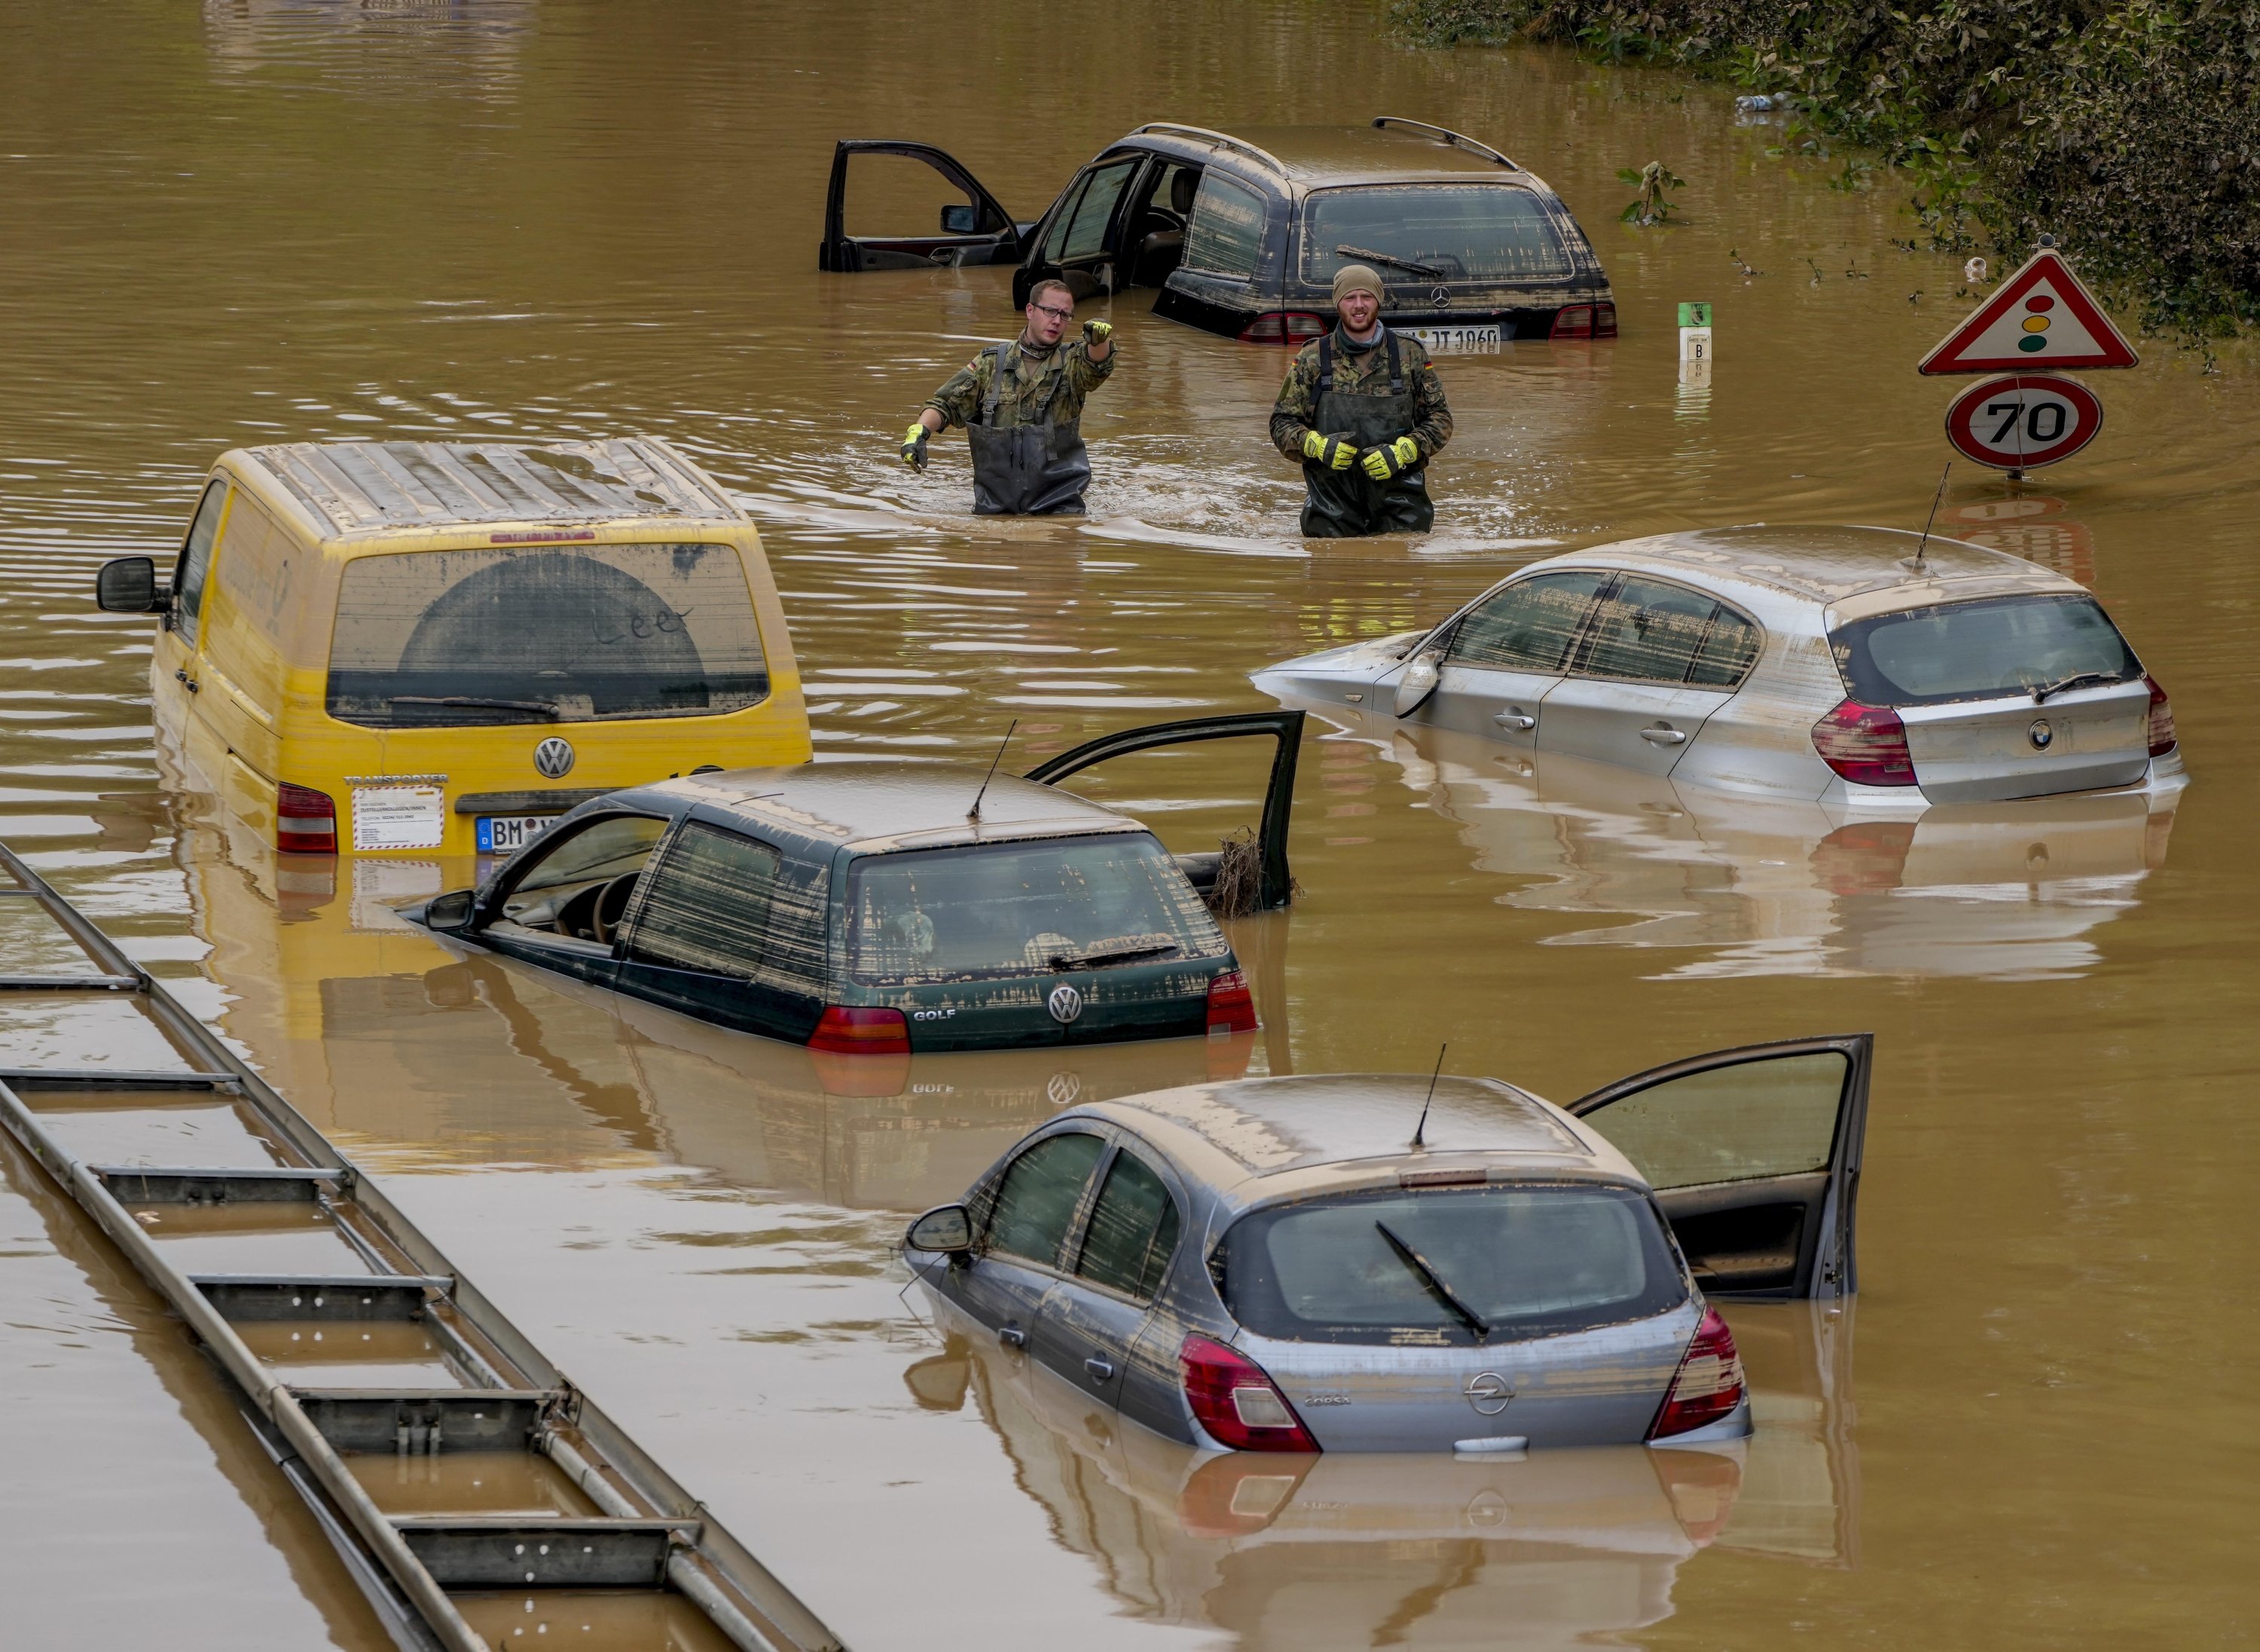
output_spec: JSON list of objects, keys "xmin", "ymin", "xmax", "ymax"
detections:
[
  {"xmin": 905, "ymin": 1203, "xmax": 973, "ymax": 1254},
  {"xmin": 1393, "ymin": 648, "xmax": 1444, "ymax": 718},
  {"xmin": 939, "ymin": 203, "xmax": 979, "ymax": 235},
  {"xmin": 95, "ymin": 556, "xmax": 166, "ymax": 614}
]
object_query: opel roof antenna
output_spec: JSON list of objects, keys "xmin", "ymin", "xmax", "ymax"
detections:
[
  {"xmin": 1411, "ymin": 1042, "xmax": 1448, "ymax": 1151},
  {"xmin": 1910, "ymin": 461, "xmax": 1951, "ymax": 574},
  {"xmin": 967, "ymin": 719, "xmax": 1018, "ymax": 825}
]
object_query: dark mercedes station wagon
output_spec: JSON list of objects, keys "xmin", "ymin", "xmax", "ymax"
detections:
[{"xmin": 822, "ymin": 118, "xmax": 1615, "ymax": 347}]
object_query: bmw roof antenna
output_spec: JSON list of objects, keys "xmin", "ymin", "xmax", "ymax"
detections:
[
  {"xmin": 967, "ymin": 718, "xmax": 1019, "ymax": 825},
  {"xmin": 1909, "ymin": 461, "xmax": 1951, "ymax": 574},
  {"xmin": 1411, "ymin": 1042, "xmax": 1447, "ymax": 1151}
]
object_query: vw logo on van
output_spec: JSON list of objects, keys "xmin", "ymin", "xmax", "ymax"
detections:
[
  {"xmin": 1046, "ymin": 984, "xmax": 1083, "ymax": 1025},
  {"xmin": 1463, "ymin": 1371, "xmax": 1517, "ymax": 1415},
  {"xmin": 532, "ymin": 736, "xmax": 576, "ymax": 779},
  {"xmin": 2027, "ymin": 719, "xmax": 2054, "ymax": 751}
]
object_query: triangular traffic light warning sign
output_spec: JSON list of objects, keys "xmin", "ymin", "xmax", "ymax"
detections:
[{"xmin": 1918, "ymin": 249, "xmax": 2140, "ymax": 374}]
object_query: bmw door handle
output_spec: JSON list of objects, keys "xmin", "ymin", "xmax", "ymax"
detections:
[
  {"xmin": 1638, "ymin": 725, "xmax": 1687, "ymax": 745},
  {"xmin": 1084, "ymin": 1355, "xmax": 1116, "ymax": 1383},
  {"xmin": 998, "ymin": 1324, "xmax": 1027, "ymax": 1349},
  {"xmin": 1493, "ymin": 710, "xmax": 1536, "ymax": 731}
]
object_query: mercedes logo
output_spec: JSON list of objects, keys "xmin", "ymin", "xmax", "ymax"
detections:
[
  {"xmin": 1046, "ymin": 984, "xmax": 1083, "ymax": 1025},
  {"xmin": 1429, "ymin": 283, "xmax": 1451, "ymax": 307},
  {"xmin": 533, "ymin": 736, "xmax": 576, "ymax": 779},
  {"xmin": 2027, "ymin": 719, "xmax": 2054, "ymax": 751},
  {"xmin": 1463, "ymin": 1371, "xmax": 1516, "ymax": 1415}
]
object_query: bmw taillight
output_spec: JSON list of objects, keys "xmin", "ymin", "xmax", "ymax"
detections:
[
  {"xmin": 1206, "ymin": 968, "xmax": 1257, "ymax": 1034},
  {"xmin": 1647, "ymin": 1306, "xmax": 1746, "ymax": 1441},
  {"xmin": 1180, "ymin": 1333, "xmax": 1318, "ymax": 1452},
  {"xmin": 2145, "ymin": 675, "xmax": 2176, "ymax": 757},
  {"xmin": 1550, "ymin": 304, "xmax": 1595, "ymax": 340},
  {"xmin": 1238, "ymin": 310, "xmax": 1329, "ymax": 344},
  {"xmin": 276, "ymin": 783, "xmax": 337, "ymax": 855},
  {"xmin": 1594, "ymin": 301, "xmax": 1618, "ymax": 338},
  {"xmin": 807, "ymin": 1006, "xmax": 910, "ymax": 1055},
  {"xmin": 1811, "ymin": 698, "xmax": 1917, "ymax": 787}
]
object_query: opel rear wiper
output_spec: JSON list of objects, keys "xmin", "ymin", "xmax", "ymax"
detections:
[
  {"xmin": 1334, "ymin": 244, "xmax": 1443, "ymax": 280},
  {"xmin": 386, "ymin": 695, "xmax": 561, "ymax": 720},
  {"xmin": 1376, "ymin": 1220, "xmax": 1491, "ymax": 1340},
  {"xmin": 1049, "ymin": 940, "xmax": 1181, "ymax": 971},
  {"xmin": 2030, "ymin": 671, "xmax": 2126, "ymax": 705}
]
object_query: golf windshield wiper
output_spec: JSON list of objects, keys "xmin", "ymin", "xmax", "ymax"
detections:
[
  {"xmin": 1334, "ymin": 243, "xmax": 1444, "ymax": 280},
  {"xmin": 1375, "ymin": 1220, "xmax": 1491, "ymax": 1340},
  {"xmin": 1047, "ymin": 940, "xmax": 1181, "ymax": 971},
  {"xmin": 2030, "ymin": 670, "xmax": 2127, "ymax": 704},
  {"xmin": 385, "ymin": 695, "xmax": 561, "ymax": 721}
]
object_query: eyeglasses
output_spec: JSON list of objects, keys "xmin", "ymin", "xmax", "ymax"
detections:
[{"xmin": 1030, "ymin": 302, "xmax": 1074, "ymax": 322}]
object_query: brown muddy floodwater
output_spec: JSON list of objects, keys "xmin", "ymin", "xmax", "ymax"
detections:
[{"xmin": 2, "ymin": 2, "xmax": 2258, "ymax": 1648}]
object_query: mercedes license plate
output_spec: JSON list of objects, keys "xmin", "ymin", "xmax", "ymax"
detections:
[
  {"xmin": 476, "ymin": 814, "xmax": 557, "ymax": 855},
  {"xmin": 1412, "ymin": 325, "xmax": 1502, "ymax": 354}
]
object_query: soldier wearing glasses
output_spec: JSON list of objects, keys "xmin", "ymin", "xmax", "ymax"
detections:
[{"xmin": 900, "ymin": 279, "xmax": 1116, "ymax": 515}]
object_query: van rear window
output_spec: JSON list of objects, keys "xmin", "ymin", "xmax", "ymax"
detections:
[
  {"xmin": 1829, "ymin": 593, "xmax": 2140, "ymax": 707},
  {"xmin": 1217, "ymin": 1183, "xmax": 1684, "ymax": 1346},
  {"xmin": 1301, "ymin": 185, "xmax": 1571, "ymax": 285},
  {"xmin": 326, "ymin": 543, "xmax": 768, "ymax": 728}
]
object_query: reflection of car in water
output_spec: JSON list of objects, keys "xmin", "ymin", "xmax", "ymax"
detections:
[
  {"xmin": 905, "ymin": 1041, "xmax": 1870, "ymax": 1452},
  {"xmin": 1258, "ymin": 526, "xmax": 2183, "ymax": 808},
  {"xmin": 822, "ymin": 119, "xmax": 1614, "ymax": 346}
]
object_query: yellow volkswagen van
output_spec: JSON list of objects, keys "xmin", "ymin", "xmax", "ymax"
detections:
[{"xmin": 95, "ymin": 438, "xmax": 808, "ymax": 857}]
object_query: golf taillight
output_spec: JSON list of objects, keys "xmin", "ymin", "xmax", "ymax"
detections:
[
  {"xmin": 1206, "ymin": 968, "xmax": 1257, "ymax": 1034},
  {"xmin": 1238, "ymin": 310, "xmax": 1329, "ymax": 344},
  {"xmin": 276, "ymin": 783, "xmax": 337, "ymax": 855},
  {"xmin": 1811, "ymin": 698, "xmax": 1917, "ymax": 787},
  {"xmin": 1550, "ymin": 304, "xmax": 1594, "ymax": 339},
  {"xmin": 2145, "ymin": 675, "xmax": 2176, "ymax": 757},
  {"xmin": 1179, "ymin": 1333, "xmax": 1318, "ymax": 1452},
  {"xmin": 1648, "ymin": 1306, "xmax": 1745, "ymax": 1441},
  {"xmin": 807, "ymin": 1006, "xmax": 910, "ymax": 1055}
]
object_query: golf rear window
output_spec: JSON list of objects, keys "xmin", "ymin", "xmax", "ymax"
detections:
[
  {"xmin": 1829, "ymin": 592, "xmax": 2139, "ymax": 707},
  {"xmin": 1217, "ymin": 1183, "xmax": 1683, "ymax": 1346}
]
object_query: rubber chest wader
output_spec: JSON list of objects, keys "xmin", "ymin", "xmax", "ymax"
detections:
[
  {"xmin": 1300, "ymin": 329, "xmax": 1434, "ymax": 539},
  {"xmin": 966, "ymin": 342, "xmax": 1092, "ymax": 516}
]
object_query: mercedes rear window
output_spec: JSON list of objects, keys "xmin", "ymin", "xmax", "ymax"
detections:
[
  {"xmin": 845, "ymin": 833, "xmax": 1229, "ymax": 986},
  {"xmin": 326, "ymin": 542, "xmax": 768, "ymax": 728},
  {"xmin": 1217, "ymin": 1183, "xmax": 1684, "ymax": 1346},
  {"xmin": 1830, "ymin": 593, "xmax": 2140, "ymax": 707},
  {"xmin": 1301, "ymin": 185, "xmax": 1571, "ymax": 285}
]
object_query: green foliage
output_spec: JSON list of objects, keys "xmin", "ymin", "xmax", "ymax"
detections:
[
  {"xmin": 1617, "ymin": 161, "xmax": 1688, "ymax": 222},
  {"xmin": 1387, "ymin": 0, "xmax": 2260, "ymax": 339}
]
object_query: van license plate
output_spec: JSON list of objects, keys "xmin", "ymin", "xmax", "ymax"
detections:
[
  {"xmin": 476, "ymin": 814, "xmax": 557, "ymax": 855},
  {"xmin": 1412, "ymin": 325, "xmax": 1502, "ymax": 354}
]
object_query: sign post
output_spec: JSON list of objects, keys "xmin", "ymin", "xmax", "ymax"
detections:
[{"xmin": 1677, "ymin": 301, "xmax": 1712, "ymax": 386}]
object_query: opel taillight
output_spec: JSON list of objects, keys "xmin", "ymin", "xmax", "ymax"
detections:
[
  {"xmin": 1238, "ymin": 310, "xmax": 1329, "ymax": 344},
  {"xmin": 276, "ymin": 783, "xmax": 337, "ymax": 855},
  {"xmin": 1811, "ymin": 698, "xmax": 1917, "ymax": 787},
  {"xmin": 1550, "ymin": 304, "xmax": 1594, "ymax": 340},
  {"xmin": 2145, "ymin": 675, "xmax": 2176, "ymax": 757},
  {"xmin": 1647, "ymin": 1306, "xmax": 1745, "ymax": 1441},
  {"xmin": 807, "ymin": 1006, "xmax": 910, "ymax": 1055},
  {"xmin": 1206, "ymin": 968, "xmax": 1257, "ymax": 1034},
  {"xmin": 1594, "ymin": 300, "xmax": 1619, "ymax": 338},
  {"xmin": 1180, "ymin": 1333, "xmax": 1318, "ymax": 1452}
]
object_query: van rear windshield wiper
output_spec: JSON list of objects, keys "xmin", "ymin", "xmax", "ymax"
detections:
[
  {"xmin": 2030, "ymin": 671, "xmax": 2127, "ymax": 704},
  {"xmin": 385, "ymin": 695, "xmax": 561, "ymax": 720},
  {"xmin": 1376, "ymin": 1220, "xmax": 1491, "ymax": 1340},
  {"xmin": 1047, "ymin": 939, "xmax": 1181, "ymax": 971},
  {"xmin": 1334, "ymin": 244, "xmax": 1444, "ymax": 280}
]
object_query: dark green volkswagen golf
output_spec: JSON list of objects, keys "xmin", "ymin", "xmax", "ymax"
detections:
[{"xmin": 405, "ymin": 714, "xmax": 1300, "ymax": 1055}]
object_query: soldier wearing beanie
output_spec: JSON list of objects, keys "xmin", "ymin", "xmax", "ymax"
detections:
[{"xmin": 1269, "ymin": 263, "xmax": 1452, "ymax": 537}]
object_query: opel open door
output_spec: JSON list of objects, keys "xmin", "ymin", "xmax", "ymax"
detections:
[
  {"xmin": 1570, "ymin": 1033, "xmax": 1871, "ymax": 1300},
  {"xmin": 818, "ymin": 140, "xmax": 1028, "ymax": 271}
]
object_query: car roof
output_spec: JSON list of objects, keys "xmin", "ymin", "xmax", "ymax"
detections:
[
  {"xmin": 1130, "ymin": 122, "xmax": 1543, "ymax": 190},
  {"xmin": 630, "ymin": 760, "xmax": 1144, "ymax": 854},
  {"xmin": 233, "ymin": 438, "xmax": 741, "ymax": 539}
]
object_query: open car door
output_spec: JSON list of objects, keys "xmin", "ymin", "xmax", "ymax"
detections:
[
  {"xmin": 818, "ymin": 140, "xmax": 1027, "ymax": 272},
  {"xmin": 1570, "ymin": 1034, "xmax": 1871, "ymax": 1301}
]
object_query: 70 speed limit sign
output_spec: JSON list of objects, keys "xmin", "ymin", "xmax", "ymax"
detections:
[{"xmin": 1943, "ymin": 372, "xmax": 2103, "ymax": 471}]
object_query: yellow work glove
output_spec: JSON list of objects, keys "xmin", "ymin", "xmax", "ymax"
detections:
[
  {"xmin": 1082, "ymin": 319, "xmax": 1113, "ymax": 346},
  {"xmin": 900, "ymin": 423, "xmax": 930, "ymax": 472},
  {"xmin": 1301, "ymin": 430, "xmax": 1357, "ymax": 471},
  {"xmin": 1361, "ymin": 435, "xmax": 1421, "ymax": 481}
]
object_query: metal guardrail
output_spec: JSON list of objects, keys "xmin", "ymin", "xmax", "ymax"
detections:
[{"xmin": 0, "ymin": 840, "xmax": 841, "ymax": 1652}]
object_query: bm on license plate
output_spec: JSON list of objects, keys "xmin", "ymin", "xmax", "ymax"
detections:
[
  {"xmin": 476, "ymin": 814, "xmax": 557, "ymax": 855},
  {"xmin": 1412, "ymin": 325, "xmax": 1502, "ymax": 354}
]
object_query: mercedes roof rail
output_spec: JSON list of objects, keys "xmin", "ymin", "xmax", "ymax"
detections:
[
  {"xmin": 1371, "ymin": 115, "xmax": 1522, "ymax": 173},
  {"xmin": 1130, "ymin": 123, "xmax": 1290, "ymax": 176}
]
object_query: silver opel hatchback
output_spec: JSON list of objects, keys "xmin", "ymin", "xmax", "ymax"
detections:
[{"xmin": 905, "ymin": 1034, "xmax": 1869, "ymax": 1454}]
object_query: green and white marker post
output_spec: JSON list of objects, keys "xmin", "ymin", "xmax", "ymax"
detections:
[{"xmin": 1678, "ymin": 301, "xmax": 1712, "ymax": 386}]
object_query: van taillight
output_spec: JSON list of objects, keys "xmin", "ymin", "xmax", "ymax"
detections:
[
  {"xmin": 1550, "ymin": 304, "xmax": 1594, "ymax": 340},
  {"xmin": 807, "ymin": 1006, "xmax": 910, "ymax": 1055},
  {"xmin": 1238, "ymin": 311, "xmax": 1330, "ymax": 344},
  {"xmin": 276, "ymin": 783, "xmax": 337, "ymax": 855},
  {"xmin": 1811, "ymin": 698, "xmax": 1917, "ymax": 787},
  {"xmin": 2145, "ymin": 675, "xmax": 2177, "ymax": 757},
  {"xmin": 1180, "ymin": 1333, "xmax": 1318, "ymax": 1452},
  {"xmin": 1594, "ymin": 301, "xmax": 1618, "ymax": 338},
  {"xmin": 1206, "ymin": 969, "xmax": 1257, "ymax": 1034},
  {"xmin": 1647, "ymin": 1307, "xmax": 1746, "ymax": 1441}
]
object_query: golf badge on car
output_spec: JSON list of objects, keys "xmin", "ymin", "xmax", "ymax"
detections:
[
  {"xmin": 1047, "ymin": 983, "xmax": 1083, "ymax": 1024},
  {"xmin": 533, "ymin": 736, "xmax": 576, "ymax": 778}
]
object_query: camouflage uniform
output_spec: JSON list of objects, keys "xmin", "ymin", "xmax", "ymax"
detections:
[
  {"xmin": 924, "ymin": 336, "xmax": 1115, "ymax": 515},
  {"xmin": 924, "ymin": 338, "xmax": 1115, "ymax": 432},
  {"xmin": 1269, "ymin": 327, "xmax": 1452, "ymax": 461},
  {"xmin": 1270, "ymin": 324, "xmax": 1453, "ymax": 537}
]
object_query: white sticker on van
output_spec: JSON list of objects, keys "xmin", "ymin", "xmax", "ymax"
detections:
[{"xmin": 352, "ymin": 784, "xmax": 445, "ymax": 851}]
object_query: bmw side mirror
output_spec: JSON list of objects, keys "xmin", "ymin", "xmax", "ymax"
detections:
[
  {"xmin": 939, "ymin": 203, "xmax": 979, "ymax": 234},
  {"xmin": 95, "ymin": 556, "xmax": 166, "ymax": 614},
  {"xmin": 906, "ymin": 1203, "xmax": 973, "ymax": 1254},
  {"xmin": 421, "ymin": 889, "xmax": 475, "ymax": 933},
  {"xmin": 1393, "ymin": 648, "xmax": 1444, "ymax": 718}
]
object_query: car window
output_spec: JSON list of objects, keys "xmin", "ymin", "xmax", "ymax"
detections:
[
  {"xmin": 1300, "ymin": 185, "xmax": 1571, "ymax": 285},
  {"xmin": 173, "ymin": 481, "xmax": 229, "ymax": 649},
  {"xmin": 1448, "ymin": 570, "xmax": 1610, "ymax": 671},
  {"xmin": 1577, "ymin": 576, "xmax": 1724, "ymax": 683},
  {"xmin": 1829, "ymin": 593, "xmax": 2140, "ymax": 707},
  {"xmin": 986, "ymin": 1131, "xmax": 1107, "ymax": 1268},
  {"xmin": 622, "ymin": 820, "xmax": 783, "ymax": 978},
  {"xmin": 1074, "ymin": 1149, "xmax": 1180, "ymax": 1301},
  {"xmin": 1687, "ymin": 606, "xmax": 1762, "ymax": 687},
  {"xmin": 1182, "ymin": 172, "xmax": 1266, "ymax": 277},
  {"xmin": 497, "ymin": 814, "xmax": 669, "ymax": 933},
  {"xmin": 1579, "ymin": 1051, "xmax": 1848, "ymax": 1191},
  {"xmin": 1049, "ymin": 157, "xmax": 1139, "ymax": 264}
]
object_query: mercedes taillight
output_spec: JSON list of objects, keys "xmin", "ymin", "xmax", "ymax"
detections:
[
  {"xmin": 1206, "ymin": 968, "xmax": 1257, "ymax": 1034},
  {"xmin": 1180, "ymin": 1333, "xmax": 1318, "ymax": 1452},
  {"xmin": 1238, "ymin": 311, "xmax": 1329, "ymax": 344},
  {"xmin": 2145, "ymin": 675, "xmax": 2177, "ymax": 757},
  {"xmin": 276, "ymin": 783, "xmax": 337, "ymax": 855},
  {"xmin": 1647, "ymin": 1307, "xmax": 1746, "ymax": 1440},
  {"xmin": 1811, "ymin": 698, "xmax": 1917, "ymax": 787},
  {"xmin": 807, "ymin": 1006, "xmax": 910, "ymax": 1055},
  {"xmin": 1550, "ymin": 304, "xmax": 1594, "ymax": 339},
  {"xmin": 1593, "ymin": 300, "xmax": 1618, "ymax": 338}
]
